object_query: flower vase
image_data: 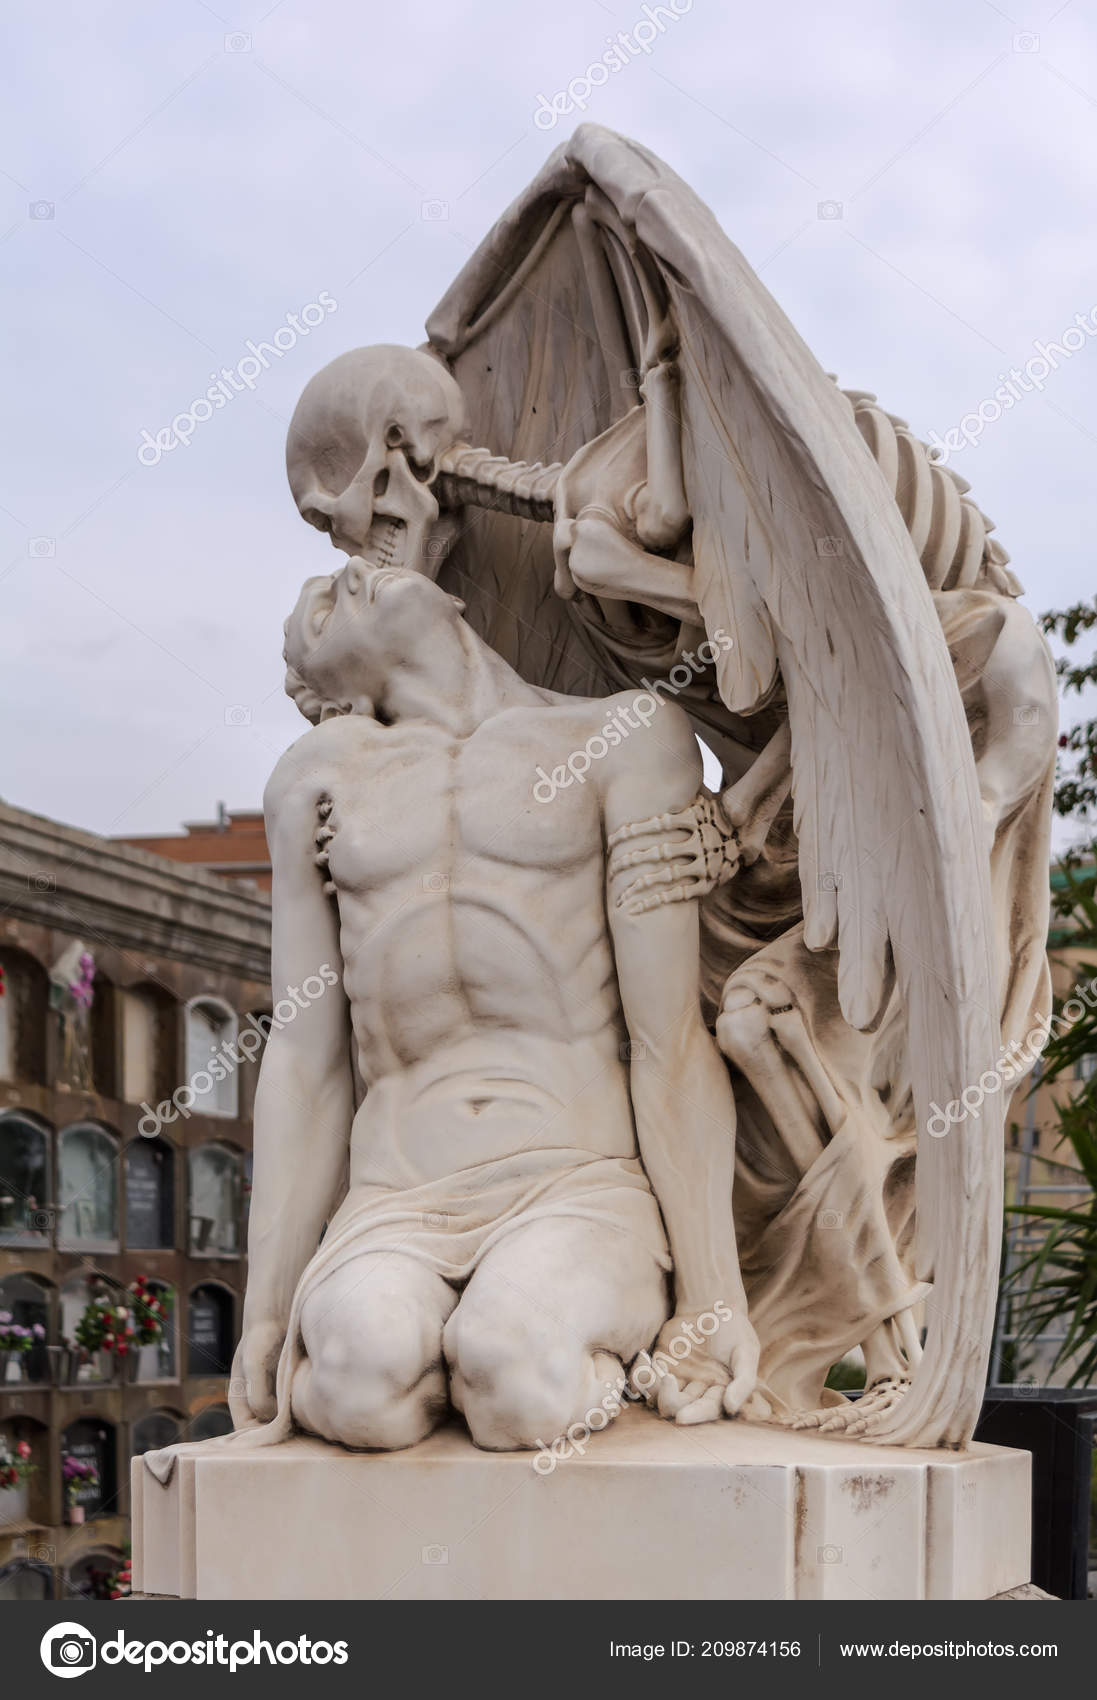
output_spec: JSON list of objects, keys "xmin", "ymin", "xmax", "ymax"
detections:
[
  {"xmin": 92, "ymin": 1350, "xmax": 114, "ymax": 1383},
  {"xmin": 48, "ymin": 1345, "xmax": 79, "ymax": 1387},
  {"xmin": 67, "ymin": 1505, "xmax": 85, "ymax": 1526},
  {"xmin": 0, "ymin": 1350, "xmax": 26, "ymax": 1385},
  {"xmin": 125, "ymin": 1352, "xmax": 140, "ymax": 1384}
]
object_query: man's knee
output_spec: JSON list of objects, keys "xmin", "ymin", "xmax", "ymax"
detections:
[
  {"xmin": 445, "ymin": 1301, "xmax": 600, "ymax": 1449},
  {"xmin": 299, "ymin": 1277, "xmax": 446, "ymax": 1449}
]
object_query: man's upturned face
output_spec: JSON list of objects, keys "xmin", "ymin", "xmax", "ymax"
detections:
[
  {"xmin": 286, "ymin": 558, "xmax": 463, "ymax": 712},
  {"xmin": 286, "ymin": 345, "xmax": 466, "ymax": 575}
]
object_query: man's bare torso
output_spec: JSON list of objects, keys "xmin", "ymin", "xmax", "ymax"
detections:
[{"xmin": 316, "ymin": 700, "xmax": 641, "ymax": 1186}]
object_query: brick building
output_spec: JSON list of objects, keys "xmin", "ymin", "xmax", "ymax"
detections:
[
  {"xmin": 0, "ymin": 801, "xmax": 270, "ymax": 1600},
  {"xmin": 118, "ymin": 809, "xmax": 272, "ymax": 894}
]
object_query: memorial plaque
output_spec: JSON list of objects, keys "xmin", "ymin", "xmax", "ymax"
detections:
[
  {"xmin": 125, "ymin": 1142, "xmax": 171, "ymax": 1249},
  {"xmin": 187, "ymin": 1286, "xmax": 230, "ymax": 1376}
]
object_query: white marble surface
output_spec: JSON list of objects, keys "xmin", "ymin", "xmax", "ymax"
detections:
[{"xmin": 133, "ymin": 1405, "xmax": 1030, "ymax": 1601}]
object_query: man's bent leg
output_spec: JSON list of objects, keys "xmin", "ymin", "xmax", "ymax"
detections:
[
  {"xmin": 293, "ymin": 1251, "xmax": 457, "ymax": 1450},
  {"xmin": 445, "ymin": 1216, "xmax": 669, "ymax": 1451}
]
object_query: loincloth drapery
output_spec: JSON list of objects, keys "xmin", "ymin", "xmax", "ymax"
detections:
[{"xmin": 144, "ymin": 1149, "xmax": 669, "ymax": 1483}]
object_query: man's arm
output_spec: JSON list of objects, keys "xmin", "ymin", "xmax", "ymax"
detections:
[
  {"xmin": 236, "ymin": 738, "xmax": 353, "ymax": 1420},
  {"xmin": 598, "ymin": 696, "xmax": 758, "ymax": 1421}
]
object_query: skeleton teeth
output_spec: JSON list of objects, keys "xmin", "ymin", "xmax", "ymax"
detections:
[{"xmin": 364, "ymin": 515, "xmax": 406, "ymax": 570}]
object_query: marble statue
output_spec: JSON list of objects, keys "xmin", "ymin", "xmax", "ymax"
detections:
[{"xmin": 148, "ymin": 125, "xmax": 1055, "ymax": 1490}]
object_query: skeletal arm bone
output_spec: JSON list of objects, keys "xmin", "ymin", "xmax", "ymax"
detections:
[{"xmin": 632, "ymin": 358, "xmax": 691, "ymax": 552}]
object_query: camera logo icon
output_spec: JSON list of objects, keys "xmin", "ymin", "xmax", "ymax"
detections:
[
  {"xmin": 29, "ymin": 200, "xmax": 55, "ymax": 221},
  {"xmin": 40, "ymin": 1623, "xmax": 97, "ymax": 1677}
]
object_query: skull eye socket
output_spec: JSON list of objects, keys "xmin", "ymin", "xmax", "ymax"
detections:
[
  {"xmin": 384, "ymin": 424, "xmax": 403, "ymax": 448},
  {"xmin": 408, "ymin": 456, "xmax": 433, "ymax": 483}
]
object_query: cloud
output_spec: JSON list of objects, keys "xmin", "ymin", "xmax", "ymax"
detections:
[{"xmin": 0, "ymin": 0, "xmax": 1092, "ymax": 839}]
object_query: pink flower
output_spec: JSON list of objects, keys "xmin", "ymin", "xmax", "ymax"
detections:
[{"xmin": 16, "ymin": 1441, "xmax": 31, "ymax": 1460}]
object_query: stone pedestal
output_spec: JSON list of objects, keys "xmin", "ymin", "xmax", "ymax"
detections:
[{"xmin": 132, "ymin": 1405, "xmax": 1031, "ymax": 1600}]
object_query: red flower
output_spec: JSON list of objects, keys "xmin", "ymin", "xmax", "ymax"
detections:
[
  {"xmin": 109, "ymin": 1589, "xmax": 122, "ymax": 1599},
  {"xmin": 16, "ymin": 1441, "xmax": 31, "ymax": 1460},
  {"xmin": 116, "ymin": 1341, "xmax": 129, "ymax": 1355}
]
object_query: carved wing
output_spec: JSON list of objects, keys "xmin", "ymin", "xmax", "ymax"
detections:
[{"xmin": 426, "ymin": 124, "xmax": 1004, "ymax": 1447}]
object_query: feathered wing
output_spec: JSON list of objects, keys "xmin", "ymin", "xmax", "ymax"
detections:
[{"xmin": 427, "ymin": 124, "xmax": 1003, "ymax": 1446}]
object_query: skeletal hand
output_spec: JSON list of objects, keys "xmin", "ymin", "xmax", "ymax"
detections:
[{"xmin": 607, "ymin": 790, "xmax": 741, "ymax": 915}]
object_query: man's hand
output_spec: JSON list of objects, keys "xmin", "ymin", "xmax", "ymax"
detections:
[
  {"xmin": 634, "ymin": 1305, "xmax": 760, "ymax": 1426},
  {"xmin": 230, "ymin": 1317, "xmax": 285, "ymax": 1426},
  {"xmin": 607, "ymin": 791, "xmax": 741, "ymax": 915}
]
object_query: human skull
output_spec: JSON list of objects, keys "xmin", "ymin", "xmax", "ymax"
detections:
[{"xmin": 286, "ymin": 345, "xmax": 467, "ymax": 576}]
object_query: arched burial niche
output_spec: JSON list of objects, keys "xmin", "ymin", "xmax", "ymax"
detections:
[
  {"xmin": 57, "ymin": 1123, "xmax": 119, "ymax": 1250},
  {"xmin": 186, "ymin": 1283, "xmax": 234, "ymax": 1377},
  {"xmin": 183, "ymin": 996, "xmax": 239, "ymax": 1118},
  {"xmin": 0, "ymin": 1112, "xmax": 51, "ymax": 1248}
]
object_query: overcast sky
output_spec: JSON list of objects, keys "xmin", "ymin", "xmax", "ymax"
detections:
[{"xmin": 2, "ymin": 0, "xmax": 1094, "ymax": 841}]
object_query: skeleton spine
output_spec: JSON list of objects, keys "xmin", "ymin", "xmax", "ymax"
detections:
[{"xmin": 436, "ymin": 443, "xmax": 562, "ymax": 523}]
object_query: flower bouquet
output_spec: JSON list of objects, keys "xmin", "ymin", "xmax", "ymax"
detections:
[
  {"xmin": 62, "ymin": 1454, "xmax": 99, "ymax": 1524},
  {"xmin": 74, "ymin": 1279, "xmax": 170, "ymax": 1382},
  {"xmin": 0, "ymin": 1435, "xmax": 35, "ymax": 1492},
  {"xmin": 0, "ymin": 1311, "xmax": 46, "ymax": 1382}
]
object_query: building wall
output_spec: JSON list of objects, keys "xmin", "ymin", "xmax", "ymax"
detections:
[
  {"xmin": 117, "ymin": 811, "xmax": 272, "ymax": 893},
  {"xmin": 0, "ymin": 803, "xmax": 270, "ymax": 1600}
]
